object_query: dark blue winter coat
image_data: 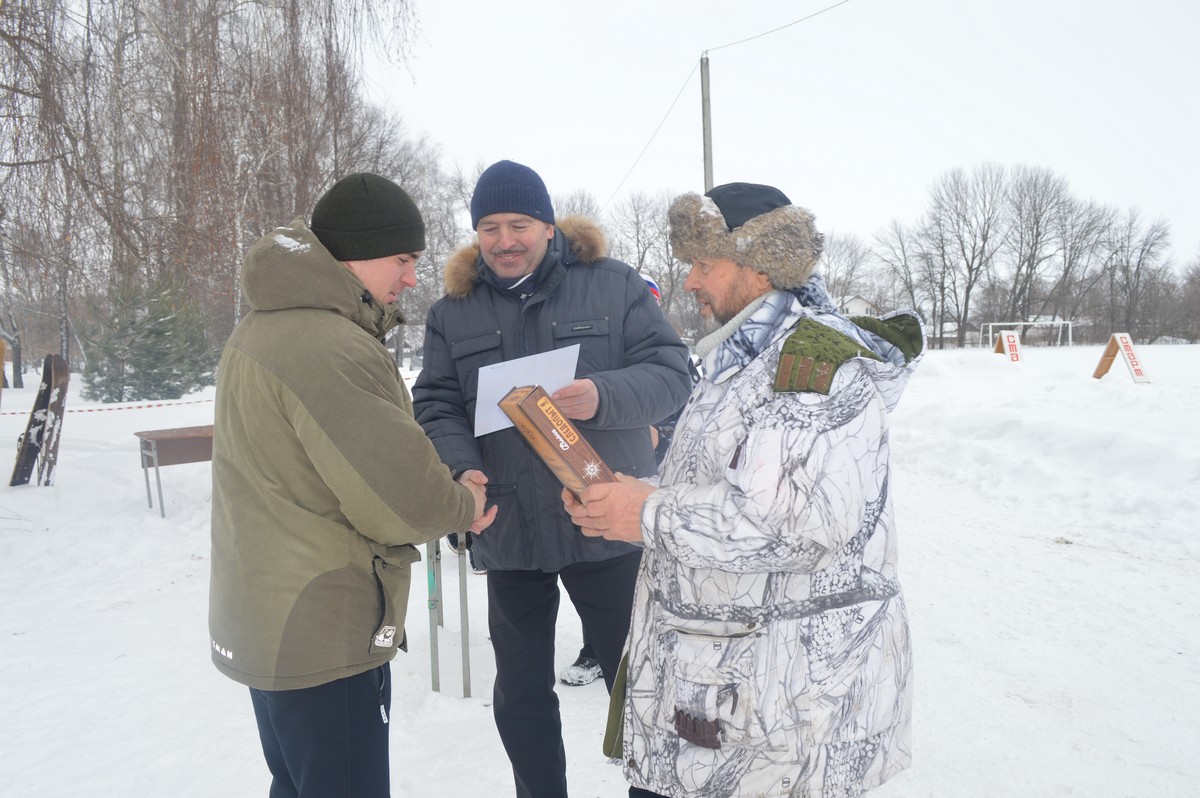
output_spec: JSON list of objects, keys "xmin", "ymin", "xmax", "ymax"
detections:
[{"xmin": 413, "ymin": 216, "xmax": 693, "ymax": 572}]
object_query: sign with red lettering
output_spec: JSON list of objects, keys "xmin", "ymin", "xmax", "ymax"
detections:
[
  {"xmin": 993, "ymin": 330, "xmax": 1022, "ymax": 362},
  {"xmin": 1092, "ymin": 333, "xmax": 1150, "ymax": 383}
]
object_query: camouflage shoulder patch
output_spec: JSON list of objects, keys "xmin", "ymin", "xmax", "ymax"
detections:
[{"xmin": 774, "ymin": 319, "xmax": 882, "ymax": 394}]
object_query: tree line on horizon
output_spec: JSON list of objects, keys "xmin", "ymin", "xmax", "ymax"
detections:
[{"xmin": 3, "ymin": 0, "xmax": 1198, "ymax": 400}]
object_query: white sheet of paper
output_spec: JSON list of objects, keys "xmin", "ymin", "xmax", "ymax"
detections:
[{"xmin": 474, "ymin": 344, "xmax": 580, "ymax": 437}]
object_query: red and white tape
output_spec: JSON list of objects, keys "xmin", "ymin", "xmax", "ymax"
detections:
[
  {"xmin": 1, "ymin": 374, "xmax": 413, "ymax": 416},
  {"xmin": 0, "ymin": 398, "xmax": 214, "ymax": 416}
]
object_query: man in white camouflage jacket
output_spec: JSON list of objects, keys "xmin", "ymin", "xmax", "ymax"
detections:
[{"xmin": 563, "ymin": 182, "xmax": 924, "ymax": 798}]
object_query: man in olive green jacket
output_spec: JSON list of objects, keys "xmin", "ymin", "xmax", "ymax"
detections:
[{"xmin": 209, "ymin": 173, "xmax": 492, "ymax": 798}]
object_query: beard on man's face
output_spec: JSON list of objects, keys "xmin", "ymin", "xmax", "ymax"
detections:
[
  {"xmin": 696, "ymin": 275, "xmax": 763, "ymax": 332},
  {"xmin": 691, "ymin": 289, "xmax": 723, "ymax": 332}
]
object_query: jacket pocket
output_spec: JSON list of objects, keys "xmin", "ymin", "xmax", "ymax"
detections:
[
  {"xmin": 450, "ymin": 329, "xmax": 502, "ymax": 358},
  {"xmin": 662, "ymin": 626, "xmax": 809, "ymax": 760},
  {"xmin": 485, "ymin": 483, "xmax": 517, "ymax": 500},
  {"xmin": 552, "ymin": 317, "xmax": 610, "ymax": 374},
  {"xmin": 450, "ymin": 330, "xmax": 503, "ymax": 400},
  {"xmin": 483, "ymin": 483, "xmax": 518, "ymax": 522},
  {"xmin": 368, "ymin": 542, "xmax": 420, "ymax": 655},
  {"xmin": 607, "ymin": 461, "xmax": 639, "ymax": 479}
]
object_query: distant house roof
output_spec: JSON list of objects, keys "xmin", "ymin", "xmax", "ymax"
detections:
[{"xmin": 838, "ymin": 294, "xmax": 879, "ymax": 316}]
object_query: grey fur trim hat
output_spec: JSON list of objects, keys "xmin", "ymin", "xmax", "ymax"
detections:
[{"xmin": 668, "ymin": 182, "xmax": 824, "ymax": 290}]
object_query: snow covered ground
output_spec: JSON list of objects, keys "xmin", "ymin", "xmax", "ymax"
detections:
[{"xmin": 1, "ymin": 342, "xmax": 1197, "ymax": 797}]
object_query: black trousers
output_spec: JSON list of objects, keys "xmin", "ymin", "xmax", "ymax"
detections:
[
  {"xmin": 249, "ymin": 664, "xmax": 391, "ymax": 798},
  {"xmin": 488, "ymin": 550, "xmax": 642, "ymax": 798}
]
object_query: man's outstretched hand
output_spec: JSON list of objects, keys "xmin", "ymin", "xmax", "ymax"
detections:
[{"xmin": 459, "ymin": 469, "xmax": 498, "ymax": 533}]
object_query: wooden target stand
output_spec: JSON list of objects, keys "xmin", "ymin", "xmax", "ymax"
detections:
[
  {"xmin": 993, "ymin": 329, "xmax": 1024, "ymax": 362},
  {"xmin": 993, "ymin": 330, "xmax": 1150, "ymax": 384},
  {"xmin": 1092, "ymin": 333, "xmax": 1150, "ymax": 383}
]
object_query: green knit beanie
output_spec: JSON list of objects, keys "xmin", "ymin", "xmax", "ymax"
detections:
[{"xmin": 311, "ymin": 172, "xmax": 426, "ymax": 260}]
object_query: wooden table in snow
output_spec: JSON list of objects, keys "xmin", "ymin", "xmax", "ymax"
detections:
[{"xmin": 134, "ymin": 425, "xmax": 213, "ymax": 517}]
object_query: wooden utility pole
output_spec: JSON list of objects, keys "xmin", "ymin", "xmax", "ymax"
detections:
[{"xmin": 701, "ymin": 53, "xmax": 714, "ymax": 191}]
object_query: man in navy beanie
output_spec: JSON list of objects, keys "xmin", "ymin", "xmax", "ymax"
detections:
[{"xmin": 413, "ymin": 161, "xmax": 693, "ymax": 798}]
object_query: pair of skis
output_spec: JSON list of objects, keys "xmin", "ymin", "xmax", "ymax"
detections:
[{"xmin": 9, "ymin": 354, "xmax": 70, "ymax": 487}]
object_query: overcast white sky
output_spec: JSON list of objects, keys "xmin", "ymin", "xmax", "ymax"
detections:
[{"xmin": 365, "ymin": 0, "xmax": 1200, "ymax": 263}]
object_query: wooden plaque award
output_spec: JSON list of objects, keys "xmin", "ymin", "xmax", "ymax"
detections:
[{"xmin": 498, "ymin": 385, "xmax": 615, "ymax": 498}]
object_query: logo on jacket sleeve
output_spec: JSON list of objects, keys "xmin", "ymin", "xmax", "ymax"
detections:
[{"xmin": 373, "ymin": 626, "xmax": 397, "ymax": 648}]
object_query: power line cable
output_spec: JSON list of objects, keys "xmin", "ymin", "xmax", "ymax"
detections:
[
  {"xmin": 707, "ymin": 0, "xmax": 852, "ymax": 53},
  {"xmin": 602, "ymin": 0, "xmax": 852, "ymax": 209},
  {"xmin": 602, "ymin": 60, "xmax": 701, "ymax": 210}
]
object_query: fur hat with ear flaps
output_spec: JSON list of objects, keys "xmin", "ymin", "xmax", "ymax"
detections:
[{"xmin": 668, "ymin": 182, "xmax": 824, "ymax": 290}]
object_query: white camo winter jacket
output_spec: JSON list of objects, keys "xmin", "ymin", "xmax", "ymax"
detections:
[{"xmin": 619, "ymin": 288, "xmax": 923, "ymax": 798}]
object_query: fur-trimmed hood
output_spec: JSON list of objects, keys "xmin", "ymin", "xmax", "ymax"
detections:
[{"xmin": 442, "ymin": 215, "xmax": 608, "ymax": 298}]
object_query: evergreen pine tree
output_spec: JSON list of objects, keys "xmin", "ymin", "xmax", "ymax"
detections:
[
  {"xmin": 82, "ymin": 289, "xmax": 140, "ymax": 403},
  {"xmin": 83, "ymin": 286, "xmax": 217, "ymax": 402}
]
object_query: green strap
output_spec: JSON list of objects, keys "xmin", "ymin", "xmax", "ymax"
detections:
[{"xmin": 602, "ymin": 652, "xmax": 629, "ymax": 759}]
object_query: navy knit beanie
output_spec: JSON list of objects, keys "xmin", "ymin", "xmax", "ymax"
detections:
[
  {"xmin": 311, "ymin": 172, "xmax": 426, "ymax": 260},
  {"xmin": 470, "ymin": 160, "xmax": 555, "ymax": 229}
]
